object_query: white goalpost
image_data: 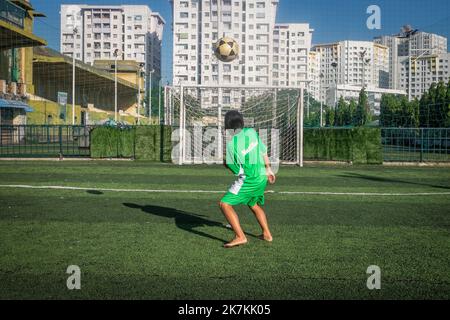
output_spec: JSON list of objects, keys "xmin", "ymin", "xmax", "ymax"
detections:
[{"xmin": 164, "ymin": 84, "xmax": 306, "ymax": 167}]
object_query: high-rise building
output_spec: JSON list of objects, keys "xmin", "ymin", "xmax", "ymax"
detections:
[
  {"xmin": 272, "ymin": 23, "xmax": 313, "ymax": 88},
  {"xmin": 307, "ymin": 50, "xmax": 321, "ymax": 102},
  {"xmin": 311, "ymin": 41, "xmax": 390, "ymax": 104},
  {"xmin": 374, "ymin": 28, "xmax": 447, "ymax": 91},
  {"xmin": 60, "ymin": 4, "xmax": 165, "ymax": 84},
  {"xmin": 397, "ymin": 52, "xmax": 450, "ymax": 100},
  {"xmin": 170, "ymin": 0, "xmax": 280, "ymax": 87}
]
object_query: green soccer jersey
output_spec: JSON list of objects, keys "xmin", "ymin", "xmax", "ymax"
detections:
[
  {"xmin": 221, "ymin": 128, "xmax": 268, "ymax": 206},
  {"xmin": 225, "ymin": 128, "xmax": 268, "ymax": 181}
]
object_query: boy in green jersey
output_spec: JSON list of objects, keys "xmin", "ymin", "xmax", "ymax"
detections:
[{"xmin": 220, "ymin": 111, "xmax": 276, "ymax": 248}]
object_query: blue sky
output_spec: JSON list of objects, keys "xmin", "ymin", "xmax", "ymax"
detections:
[{"xmin": 33, "ymin": 0, "xmax": 450, "ymax": 84}]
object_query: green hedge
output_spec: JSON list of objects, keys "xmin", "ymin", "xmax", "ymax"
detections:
[
  {"xmin": 90, "ymin": 127, "xmax": 135, "ymax": 158},
  {"xmin": 134, "ymin": 126, "xmax": 172, "ymax": 161},
  {"xmin": 90, "ymin": 126, "xmax": 172, "ymax": 161},
  {"xmin": 304, "ymin": 128, "xmax": 382, "ymax": 164},
  {"xmin": 91, "ymin": 126, "xmax": 380, "ymax": 164}
]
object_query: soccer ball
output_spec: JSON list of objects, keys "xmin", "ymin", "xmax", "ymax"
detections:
[{"xmin": 214, "ymin": 37, "xmax": 239, "ymax": 63}]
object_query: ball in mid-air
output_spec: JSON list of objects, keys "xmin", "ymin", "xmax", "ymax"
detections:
[{"xmin": 214, "ymin": 37, "xmax": 239, "ymax": 63}]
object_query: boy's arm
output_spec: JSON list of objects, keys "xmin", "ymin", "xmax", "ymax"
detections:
[
  {"xmin": 264, "ymin": 154, "xmax": 276, "ymax": 185},
  {"xmin": 257, "ymin": 134, "xmax": 276, "ymax": 184}
]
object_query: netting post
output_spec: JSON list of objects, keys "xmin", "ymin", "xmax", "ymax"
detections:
[
  {"xmin": 218, "ymin": 87, "xmax": 223, "ymax": 164},
  {"xmin": 297, "ymin": 87, "xmax": 304, "ymax": 167},
  {"xmin": 179, "ymin": 85, "xmax": 184, "ymax": 165},
  {"xmin": 163, "ymin": 86, "xmax": 168, "ymax": 125},
  {"xmin": 168, "ymin": 87, "xmax": 175, "ymax": 126},
  {"xmin": 272, "ymin": 89, "xmax": 278, "ymax": 128}
]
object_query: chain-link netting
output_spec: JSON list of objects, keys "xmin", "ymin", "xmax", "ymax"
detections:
[{"xmin": 165, "ymin": 86, "xmax": 303, "ymax": 165}]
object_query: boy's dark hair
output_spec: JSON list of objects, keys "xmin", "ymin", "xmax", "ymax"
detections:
[{"xmin": 224, "ymin": 110, "xmax": 244, "ymax": 130}]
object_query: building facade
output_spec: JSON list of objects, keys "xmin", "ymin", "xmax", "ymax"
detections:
[
  {"xmin": 0, "ymin": 0, "xmax": 46, "ymax": 127},
  {"xmin": 311, "ymin": 41, "xmax": 390, "ymax": 104},
  {"xmin": 397, "ymin": 52, "xmax": 450, "ymax": 100},
  {"xmin": 272, "ymin": 23, "xmax": 313, "ymax": 88},
  {"xmin": 374, "ymin": 30, "xmax": 447, "ymax": 91},
  {"xmin": 60, "ymin": 4, "xmax": 165, "ymax": 84},
  {"xmin": 171, "ymin": 0, "xmax": 280, "ymax": 87},
  {"xmin": 307, "ymin": 50, "xmax": 321, "ymax": 102},
  {"xmin": 326, "ymin": 84, "xmax": 406, "ymax": 116}
]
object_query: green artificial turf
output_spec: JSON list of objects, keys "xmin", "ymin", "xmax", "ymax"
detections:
[{"xmin": 0, "ymin": 161, "xmax": 449, "ymax": 299}]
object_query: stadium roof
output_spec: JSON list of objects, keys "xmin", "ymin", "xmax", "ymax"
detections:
[
  {"xmin": 0, "ymin": 19, "xmax": 47, "ymax": 50},
  {"xmin": 33, "ymin": 47, "xmax": 138, "ymax": 91},
  {"xmin": 33, "ymin": 47, "xmax": 139, "ymax": 111}
]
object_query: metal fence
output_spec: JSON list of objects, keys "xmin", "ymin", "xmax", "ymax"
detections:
[
  {"xmin": 0, "ymin": 125, "xmax": 92, "ymax": 157},
  {"xmin": 382, "ymin": 128, "xmax": 450, "ymax": 162},
  {"xmin": 1, "ymin": 125, "xmax": 449, "ymax": 162}
]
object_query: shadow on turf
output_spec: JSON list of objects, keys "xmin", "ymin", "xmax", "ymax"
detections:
[
  {"xmin": 123, "ymin": 203, "xmax": 259, "ymax": 244},
  {"xmin": 340, "ymin": 173, "xmax": 450, "ymax": 190},
  {"xmin": 87, "ymin": 190, "xmax": 104, "ymax": 195}
]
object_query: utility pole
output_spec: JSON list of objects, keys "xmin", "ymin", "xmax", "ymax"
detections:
[
  {"xmin": 319, "ymin": 73, "xmax": 324, "ymax": 127},
  {"xmin": 148, "ymin": 69, "xmax": 155, "ymax": 122},
  {"xmin": 113, "ymin": 49, "xmax": 121, "ymax": 123},
  {"xmin": 331, "ymin": 62, "xmax": 338, "ymax": 109},
  {"xmin": 137, "ymin": 64, "xmax": 144, "ymax": 125},
  {"xmin": 72, "ymin": 27, "xmax": 78, "ymax": 125},
  {"xmin": 158, "ymin": 78, "xmax": 162, "ymax": 125}
]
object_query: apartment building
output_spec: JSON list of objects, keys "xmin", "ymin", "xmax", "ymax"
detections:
[
  {"xmin": 171, "ymin": 0, "xmax": 280, "ymax": 87},
  {"xmin": 397, "ymin": 52, "xmax": 450, "ymax": 100},
  {"xmin": 307, "ymin": 50, "xmax": 321, "ymax": 101},
  {"xmin": 374, "ymin": 29, "xmax": 447, "ymax": 90},
  {"xmin": 272, "ymin": 23, "xmax": 313, "ymax": 88},
  {"xmin": 60, "ymin": 4, "xmax": 165, "ymax": 84},
  {"xmin": 326, "ymin": 84, "xmax": 406, "ymax": 116},
  {"xmin": 311, "ymin": 41, "xmax": 390, "ymax": 104}
]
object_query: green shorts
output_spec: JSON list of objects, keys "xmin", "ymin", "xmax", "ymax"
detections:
[{"xmin": 221, "ymin": 176, "xmax": 268, "ymax": 207}]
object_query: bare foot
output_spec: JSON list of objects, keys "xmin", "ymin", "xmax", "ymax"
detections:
[
  {"xmin": 224, "ymin": 237, "xmax": 248, "ymax": 248},
  {"xmin": 258, "ymin": 233, "xmax": 273, "ymax": 242}
]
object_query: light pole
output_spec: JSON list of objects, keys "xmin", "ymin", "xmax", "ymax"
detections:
[
  {"xmin": 408, "ymin": 47, "xmax": 436, "ymax": 101},
  {"xmin": 148, "ymin": 69, "xmax": 155, "ymax": 122},
  {"xmin": 331, "ymin": 61, "xmax": 338, "ymax": 109},
  {"xmin": 113, "ymin": 49, "xmax": 121, "ymax": 123},
  {"xmin": 359, "ymin": 50, "xmax": 371, "ymax": 89},
  {"xmin": 137, "ymin": 63, "xmax": 145, "ymax": 125},
  {"xmin": 319, "ymin": 73, "xmax": 324, "ymax": 127},
  {"xmin": 307, "ymin": 83, "xmax": 310, "ymax": 120},
  {"xmin": 158, "ymin": 77, "xmax": 162, "ymax": 125},
  {"xmin": 72, "ymin": 27, "xmax": 78, "ymax": 125}
]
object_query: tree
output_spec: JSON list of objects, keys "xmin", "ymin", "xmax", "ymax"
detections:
[
  {"xmin": 380, "ymin": 94, "xmax": 392, "ymax": 127},
  {"xmin": 419, "ymin": 81, "xmax": 450, "ymax": 128},
  {"xmin": 436, "ymin": 81, "xmax": 447, "ymax": 127},
  {"xmin": 334, "ymin": 97, "xmax": 347, "ymax": 127},
  {"xmin": 419, "ymin": 91, "xmax": 430, "ymax": 127},
  {"xmin": 346, "ymin": 99, "xmax": 356, "ymax": 126},
  {"xmin": 325, "ymin": 107, "xmax": 335, "ymax": 127},
  {"xmin": 399, "ymin": 96, "xmax": 419, "ymax": 128},
  {"xmin": 354, "ymin": 88, "xmax": 371, "ymax": 126}
]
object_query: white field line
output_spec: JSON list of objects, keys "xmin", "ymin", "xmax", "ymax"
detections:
[{"xmin": 0, "ymin": 184, "xmax": 449, "ymax": 197}]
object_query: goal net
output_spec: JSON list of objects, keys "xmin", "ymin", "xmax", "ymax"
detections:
[{"xmin": 164, "ymin": 85, "xmax": 304, "ymax": 166}]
